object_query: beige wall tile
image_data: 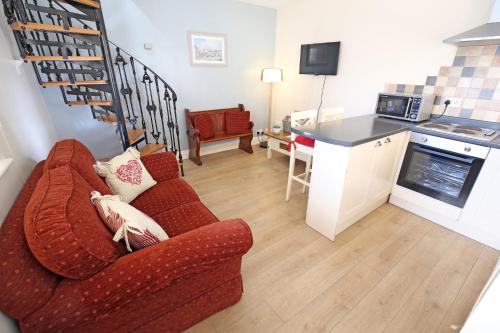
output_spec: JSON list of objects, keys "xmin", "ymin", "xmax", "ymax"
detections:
[
  {"xmin": 458, "ymin": 78, "xmax": 472, "ymax": 88},
  {"xmin": 488, "ymin": 100, "xmax": 500, "ymax": 111},
  {"xmin": 467, "ymin": 88, "xmax": 481, "ymax": 99},
  {"xmin": 423, "ymin": 86, "xmax": 435, "ymax": 95},
  {"xmin": 446, "ymin": 107, "xmax": 461, "ymax": 117},
  {"xmin": 455, "ymin": 87, "xmax": 468, "ymax": 98},
  {"xmin": 483, "ymin": 78, "xmax": 499, "ymax": 90},
  {"xmin": 487, "ymin": 67, "xmax": 500, "ymax": 78},
  {"xmin": 475, "ymin": 100, "xmax": 490, "ymax": 110},
  {"xmin": 463, "ymin": 98, "xmax": 477, "ymax": 109},
  {"xmin": 447, "ymin": 77, "xmax": 459, "ymax": 87},
  {"xmin": 470, "ymin": 78, "xmax": 485, "ymax": 88},
  {"xmin": 465, "ymin": 56, "xmax": 479, "ymax": 66},
  {"xmin": 471, "ymin": 109, "xmax": 487, "ymax": 120},
  {"xmin": 479, "ymin": 55, "xmax": 494, "ymax": 67},
  {"xmin": 432, "ymin": 105, "xmax": 444, "ymax": 114},
  {"xmin": 442, "ymin": 87, "xmax": 456, "ymax": 97},
  {"xmin": 492, "ymin": 56, "xmax": 500, "ymax": 67},
  {"xmin": 448, "ymin": 67, "xmax": 462, "ymax": 77},
  {"xmin": 457, "ymin": 46, "xmax": 482, "ymax": 56},
  {"xmin": 482, "ymin": 45, "xmax": 496, "ymax": 55},
  {"xmin": 483, "ymin": 110, "xmax": 500, "ymax": 121},
  {"xmin": 384, "ymin": 83, "xmax": 397, "ymax": 93},
  {"xmin": 474, "ymin": 67, "xmax": 489, "ymax": 78},
  {"xmin": 436, "ymin": 76, "xmax": 448, "ymax": 86},
  {"xmin": 404, "ymin": 85, "xmax": 415, "ymax": 94}
]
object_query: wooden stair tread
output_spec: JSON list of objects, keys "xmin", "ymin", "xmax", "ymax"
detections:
[
  {"xmin": 139, "ymin": 144, "xmax": 166, "ymax": 156},
  {"xmin": 55, "ymin": 0, "xmax": 101, "ymax": 9},
  {"xmin": 10, "ymin": 21, "xmax": 100, "ymax": 35},
  {"xmin": 68, "ymin": 100, "xmax": 112, "ymax": 106},
  {"xmin": 42, "ymin": 80, "xmax": 108, "ymax": 87},
  {"xmin": 127, "ymin": 129, "xmax": 146, "ymax": 144},
  {"xmin": 24, "ymin": 55, "xmax": 103, "ymax": 62}
]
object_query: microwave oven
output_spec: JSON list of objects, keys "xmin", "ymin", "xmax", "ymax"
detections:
[{"xmin": 375, "ymin": 93, "xmax": 433, "ymax": 122}]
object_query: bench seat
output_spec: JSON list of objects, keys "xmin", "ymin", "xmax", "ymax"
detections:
[{"xmin": 185, "ymin": 104, "xmax": 254, "ymax": 165}]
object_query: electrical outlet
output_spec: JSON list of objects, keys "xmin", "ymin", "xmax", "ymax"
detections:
[
  {"xmin": 448, "ymin": 98, "xmax": 462, "ymax": 107},
  {"xmin": 257, "ymin": 129, "xmax": 263, "ymax": 135}
]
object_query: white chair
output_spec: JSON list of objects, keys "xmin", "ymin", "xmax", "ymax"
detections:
[{"xmin": 285, "ymin": 107, "xmax": 344, "ymax": 201}]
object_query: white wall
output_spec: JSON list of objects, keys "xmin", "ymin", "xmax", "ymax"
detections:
[
  {"xmin": 0, "ymin": 7, "xmax": 58, "ymax": 332},
  {"xmin": 101, "ymin": 0, "xmax": 277, "ymax": 149},
  {"xmin": 273, "ymin": 0, "xmax": 495, "ymax": 123}
]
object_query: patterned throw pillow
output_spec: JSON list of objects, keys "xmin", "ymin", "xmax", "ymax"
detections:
[
  {"xmin": 94, "ymin": 147, "xmax": 157, "ymax": 203},
  {"xmin": 226, "ymin": 111, "xmax": 250, "ymax": 134},
  {"xmin": 194, "ymin": 114, "xmax": 215, "ymax": 140},
  {"xmin": 91, "ymin": 191, "xmax": 168, "ymax": 252}
]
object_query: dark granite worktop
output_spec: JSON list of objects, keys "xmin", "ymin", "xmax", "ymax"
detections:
[{"xmin": 292, "ymin": 114, "xmax": 500, "ymax": 149}]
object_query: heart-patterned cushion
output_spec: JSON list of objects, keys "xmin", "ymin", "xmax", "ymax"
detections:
[
  {"xmin": 116, "ymin": 160, "xmax": 143, "ymax": 185},
  {"xmin": 94, "ymin": 147, "xmax": 157, "ymax": 203}
]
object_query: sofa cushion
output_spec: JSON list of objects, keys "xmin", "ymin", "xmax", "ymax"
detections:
[
  {"xmin": 194, "ymin": 114, "xmax": 215, "ymax": 140},
  {"xmin": 91, "ymin": 191, "xmax": 168, "ymax": 252},
  {"xmin": 24, "ymin": 165, "xmax": 127, "ymax": 279},
  {"xmin": 131, "ymin": 178, "xmax": 199, "ymax": 217},
  {"xmin": 94, "ymin": 147, "xmax": 157, "ymax": 203},
  {"xmin": 45, "ymin": 139, "xmax": 112, "ymax": 195},
  {"xmin": 225, "ymin": 111, "xmax": 250, "ymax": 134},
  {"xmin": 153, "ymin": 201, "xmax": 219, "ymax": 237}
]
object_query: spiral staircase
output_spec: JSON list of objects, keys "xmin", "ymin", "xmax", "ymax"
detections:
[{"xmin": 2, "ymin": 0, "xmax": 184, "ymax": 175}]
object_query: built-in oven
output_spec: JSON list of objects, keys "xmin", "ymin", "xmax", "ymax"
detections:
[{"xmin": 397, "ymin": 132, "xmax": 489, "ymax": 208}]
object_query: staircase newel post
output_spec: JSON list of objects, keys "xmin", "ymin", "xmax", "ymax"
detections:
[{"xmin": 94, "ymin": 3, "xmax": 129, "ymax": 150}]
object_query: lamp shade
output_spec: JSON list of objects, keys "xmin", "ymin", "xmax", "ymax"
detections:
[{"xmin": 261, "ymin": 68, "xmax": 282, "ymax": 83}]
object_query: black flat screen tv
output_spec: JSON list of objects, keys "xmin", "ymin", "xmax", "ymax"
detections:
[{"xmin": 299, "ymin": 42, "xmax": 340, "ymax": 75}]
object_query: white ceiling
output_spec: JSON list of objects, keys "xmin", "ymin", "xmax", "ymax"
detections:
[{"xmin": 237, "ymin": 0, "xmax": 289, "ymax": 9}]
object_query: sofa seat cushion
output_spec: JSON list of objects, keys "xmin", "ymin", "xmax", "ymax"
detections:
[
  {"xmin": 152, "ymin": 201, "xmax": 219, "ymax": 237},
  {"xmin": 24, "ymin": 165, "xmax": 127, "ymax": 279},
  {"xmin": 131, "ymin": 178, "xmax": 199, "ymax": 217},
  {"xmin": 45, "ymin": 139, "xmax": 112, "ymax": 195}
]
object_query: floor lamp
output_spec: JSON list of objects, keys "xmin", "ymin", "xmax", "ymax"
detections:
[{"xmin": 260, "ymin": 68, "xmax": 283, "ymax": 148}]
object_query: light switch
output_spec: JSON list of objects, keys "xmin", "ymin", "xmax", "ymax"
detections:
[{"xmin": 144, "ymin": 42, "xmax": 152, "ymax": 50}]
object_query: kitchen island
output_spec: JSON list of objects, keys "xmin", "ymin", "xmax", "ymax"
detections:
[{"xmin": 292, "ymin": 114, "xmax": 410, "ymax": 240}]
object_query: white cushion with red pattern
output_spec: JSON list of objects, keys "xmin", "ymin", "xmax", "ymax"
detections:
[
  {"xmin": 91, "ymin": 191, "xmax": 168, "ymax": 252},
  {"xmin": 94, "ymin": 147, "xmax": 157, "ymax": 203}
]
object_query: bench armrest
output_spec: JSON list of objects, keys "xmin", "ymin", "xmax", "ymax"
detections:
[
  {"xmin": 78, "ymin": 219, "xmax": 253, "ymax": 316},
  {"xmin": 141, "ymin": 152, "xmax": 179, "ymax": 182}
]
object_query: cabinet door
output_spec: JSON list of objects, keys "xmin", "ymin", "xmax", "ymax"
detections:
[
  {"xmin": 339, "ymin": 140, "xmax": 377, "ymax": 223},
  {"xmin": 368, "ymin": 133, "xmax": 406, "ymax": 202}
]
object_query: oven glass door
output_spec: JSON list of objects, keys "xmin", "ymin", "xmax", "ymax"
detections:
[
  {"xmin": 397, "ymin": 143, "xmax": 484, "ymax": 208},
  {"xmin": 376, "ymin": 94, "xmax": 412, "ymax": 118}
]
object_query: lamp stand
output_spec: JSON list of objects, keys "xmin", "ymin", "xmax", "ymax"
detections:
[{"xmin": 260, "ymin": 83, "xmax": 274, "ymax": 149}]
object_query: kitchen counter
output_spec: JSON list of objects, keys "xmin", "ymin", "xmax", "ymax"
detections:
[
  {"xmin": 293, "ymin": 114, "xmax": 500, "ymax": 149},
  {"xmin": 292, "ymin": 114, "xmax": 409, "ymax": 147}
]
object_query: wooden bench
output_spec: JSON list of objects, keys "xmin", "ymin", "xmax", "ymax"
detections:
[{"xmin": 185, "ymin": 104, "xmax": 254, "ymax": 165}]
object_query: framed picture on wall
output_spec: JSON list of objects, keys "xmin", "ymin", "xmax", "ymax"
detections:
[{"xmin": 188, "ymin": 32, "xmax": 227, "ymax": 66}]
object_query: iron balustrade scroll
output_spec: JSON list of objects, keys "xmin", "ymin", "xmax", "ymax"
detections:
[{"xmin": 109, "ymin": 42, "xmax": 183, "ymax": 175}]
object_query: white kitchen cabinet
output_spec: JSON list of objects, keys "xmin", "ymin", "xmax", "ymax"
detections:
[
  {"xmin": 459, "ymin": 148, "xmax": 500, "ymax": 250},
  {"xmin": 306, "ymin": 131, "xmax": 409, "ymax": 240}
]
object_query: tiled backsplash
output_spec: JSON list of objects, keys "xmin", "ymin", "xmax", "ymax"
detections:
[{"xmin": 385, "ymin": 45, "xmax": 500, "ymax": 123}]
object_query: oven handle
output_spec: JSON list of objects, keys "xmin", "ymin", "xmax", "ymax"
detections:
[{"xmin": 413, "ymin": 145, "xmax": 477, "ymax": 164}]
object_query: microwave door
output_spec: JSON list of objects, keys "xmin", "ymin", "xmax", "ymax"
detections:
[{"xmin": 377, "ymin": 95, "xmax": 411, "ymax": 118}]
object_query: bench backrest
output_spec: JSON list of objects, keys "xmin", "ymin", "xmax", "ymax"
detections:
[{"xmin": 185, "ymin": 104, "xmax": 245, "ymax": 135}]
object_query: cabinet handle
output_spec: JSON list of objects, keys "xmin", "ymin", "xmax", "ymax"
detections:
[
  {"xmin": 375, "ymin": 141, "xmax": 382, "ymax": 147},
  {"xmin": 385, "ymin": 138, "xmax": 391, "ymax": 144}
]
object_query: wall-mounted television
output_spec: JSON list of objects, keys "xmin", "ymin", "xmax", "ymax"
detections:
[{"xmin": 299, "ymin": 42, "xmax": 341, "ymax": 75}]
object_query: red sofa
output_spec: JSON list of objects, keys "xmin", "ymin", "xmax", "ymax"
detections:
[{"xmin": 0, "ymin": 139, "xmax": 253, "ymax": 332}]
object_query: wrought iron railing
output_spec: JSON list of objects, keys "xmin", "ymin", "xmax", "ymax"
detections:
[{"xmin": 1, "ymin": 0, "xmax": 184, "ymax": 175}]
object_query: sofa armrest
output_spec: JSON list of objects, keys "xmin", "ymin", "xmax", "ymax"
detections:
[
  {"xmin": 79, "ymin": 219, "xmax": 253, "ymax": 315},
  {"xmin": 141, "ymin": 152, "xmax": 179, "ymax": 182}
]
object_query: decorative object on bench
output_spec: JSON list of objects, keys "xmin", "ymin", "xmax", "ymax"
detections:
[
  {"xmin": 286, "ymin": 107, "xmax": 344, "ymax": 201},
  {"xmin": 261, "ymin": 68, "xmax": 283, "ymax": 148},
  {"xmin": 91, "ymin": 191, "xmax": 169, "ymax": 252},
  {"xmin": 186, "ymin": 104, "xmax": 254, "ymax": 165},
  {"xmin": 0, "ymin": 139, "xmax": 253, "ymax": 333},
  {"xmin": 94, "ymin": 147, "xmax": 157, "ymax": 203}
]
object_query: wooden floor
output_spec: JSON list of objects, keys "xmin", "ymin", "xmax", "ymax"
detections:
[{"xmin": 182, "ymin": 147, "xmax": 499, "ymax": 333}]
